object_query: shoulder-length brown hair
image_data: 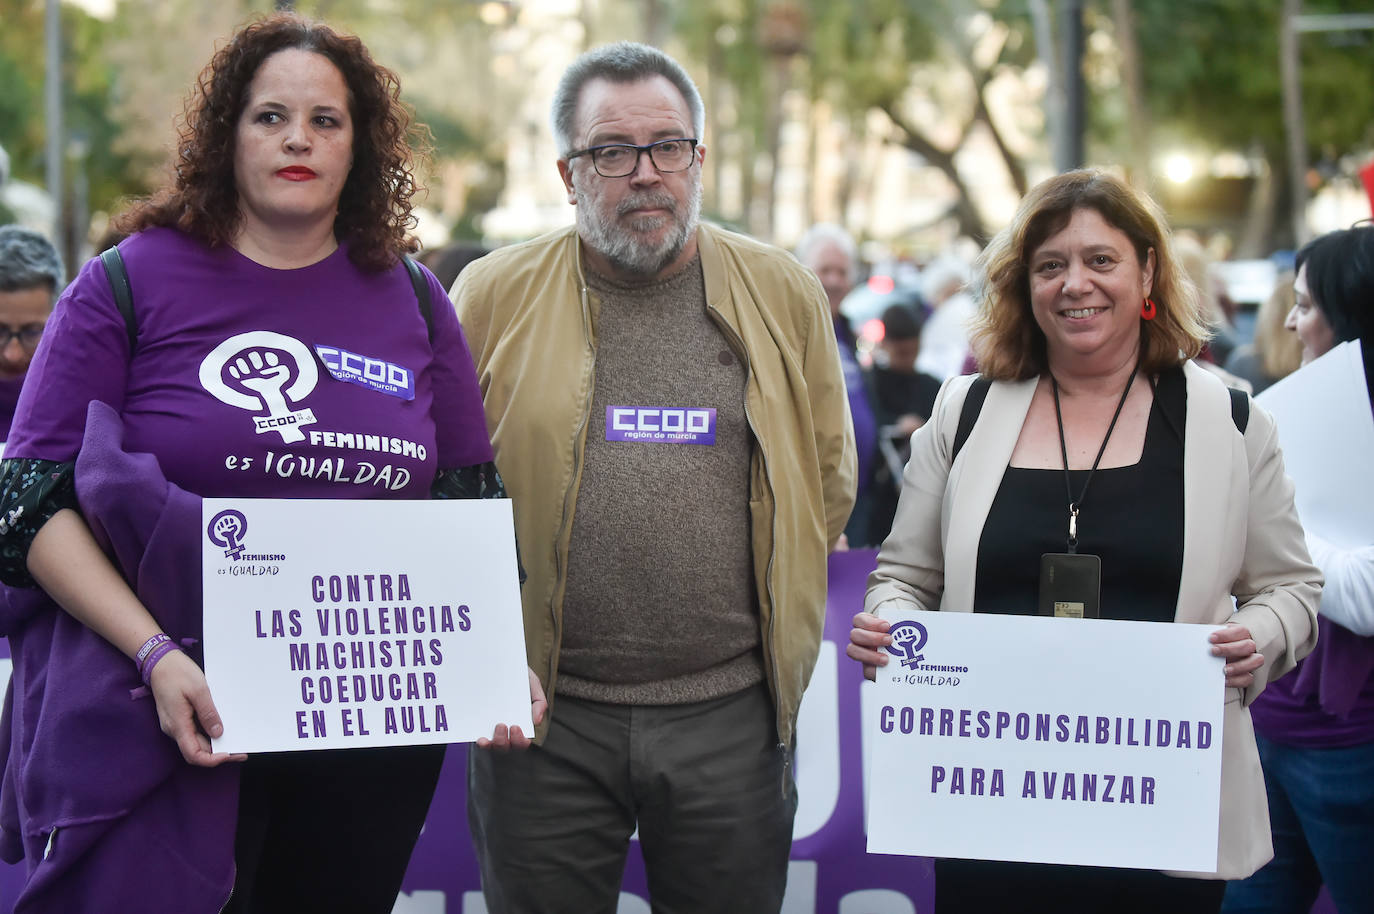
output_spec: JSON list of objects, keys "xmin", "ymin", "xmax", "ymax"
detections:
[
  {"xmin": 969, "ymin": 169, "xmax": 1208, "ymax": 380},
  {"xmin": 117, "ymin": 14, "xmax": 428, "ymax": 272}
]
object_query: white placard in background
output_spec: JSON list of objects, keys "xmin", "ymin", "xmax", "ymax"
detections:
[
  {"xmin": 203, "ymin": 498, "xmax": 530, "ymax": 753},
  {"xmin": 1257, "ymin": 339, "xmax": 1374, "ymax": 548},
  {"xmin": 866, "ymin": 610, "xmax": 1224, "ymax": 872}
]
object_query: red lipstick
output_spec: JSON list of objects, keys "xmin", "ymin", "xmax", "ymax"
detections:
[{"xmin": 277, "ymin": 166, "xmax": 317, "ymax": 181}]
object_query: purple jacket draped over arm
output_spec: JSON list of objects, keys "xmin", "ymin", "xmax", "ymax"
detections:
[{"xmin": 0, "ymin": 400, "xmax": 237, "ymax": 913}]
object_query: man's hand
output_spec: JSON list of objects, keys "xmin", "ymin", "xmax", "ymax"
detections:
[{"xmin": 476, "ymin": 668, "xmax": 548, "ymax": 750}]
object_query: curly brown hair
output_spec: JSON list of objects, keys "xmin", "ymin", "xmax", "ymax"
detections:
[
  {"xmin": 117, "ymin": 13, "xmax": 428, "ymax": 272},
  {"xmin": 969, "ymin": 169, "xmax": 1208, "ymax": 380}
]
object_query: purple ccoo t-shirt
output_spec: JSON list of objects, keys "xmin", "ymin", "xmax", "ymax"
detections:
[{"xmin": 7, "ymin": 227, "xmax": 493, "ymax": 498}]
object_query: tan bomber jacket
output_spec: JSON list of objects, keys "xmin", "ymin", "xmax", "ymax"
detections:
[{"xmin": 452, "ymin": 222, "xmax": 858, "ymax": 745}]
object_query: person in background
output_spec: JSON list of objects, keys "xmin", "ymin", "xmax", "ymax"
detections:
[
  {"xmin": 0, "ymin": 226, "xmax": 62, "ymax": 446},
  {"xmin": 1223, "ymin": 270, "xmax": 1303, "ymax": 395},
  {"xmin": 0, "ymin": 15, "xmax": 538, "ymax": 912},
  {"xmin": 914, "ymin": 253, "xmax": 976, "ymax": 380},
  {"xmin": 797, "ymin": 222, "xmax": 878, "ymax": 546},
  {"xmin": 422, "ymin": 240, "xmax": 490, "ymax": 293},
  {"xmin": 849, "ymin": 169, "xmax": 1319, "ymax": 913},
  {"xmin": 1176, "ymin": 234, "xmax": 1238, "ymax": 366},
  {"xmin": 453, "ymin": 41, "xmax": 855, "ymax": 913},
  {"xmin": 1222, "ymin": 223, "xmax": 1374, "ymax": 914},
  {"xmin": 867, "ymin": 301, "xmax": 942, "ymax": 546}
]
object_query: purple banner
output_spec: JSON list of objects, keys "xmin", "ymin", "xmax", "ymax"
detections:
[
  {"xmin": 0, "ymin": 554, "xmax": 1341, "ymax": 912},
  {"xmin": 605, "ymin": 405, "xmax": 716, "ymax": 444}
]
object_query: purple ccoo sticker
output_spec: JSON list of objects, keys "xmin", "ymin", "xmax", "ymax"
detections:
[
  {"xmin": 314, "ymin": 344, "xmax": 415, "ymax": 400},
  {"xmin": 605, "ymin": 406, "xmax": 716, "ymax": 444}
]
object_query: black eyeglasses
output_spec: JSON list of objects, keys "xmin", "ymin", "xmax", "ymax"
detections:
[
  {"xmin": 0, "ymin": 323, "xmax": 45, "ymax": 353},
  {"xmin": 566, "ymin": 138, "xmax": 699, "ymax": 178}
]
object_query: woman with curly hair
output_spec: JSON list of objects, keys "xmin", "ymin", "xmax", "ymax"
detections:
[
  {"xmin": 848, "ymin": 169, "xmax": 1320, "ymax": 912},
  {"xmin": 0, "ymin": 13, "xmax": 541, "ymax": 912}
]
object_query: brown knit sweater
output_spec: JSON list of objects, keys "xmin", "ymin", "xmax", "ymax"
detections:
[{"xmin": 556, "ymin": 255, "xmax": 763, "ymax": 704}]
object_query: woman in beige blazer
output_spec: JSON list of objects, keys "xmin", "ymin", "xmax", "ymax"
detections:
[{"xmin": 848, "ymin": 170, "xmax": 1320, "ymax": 913}]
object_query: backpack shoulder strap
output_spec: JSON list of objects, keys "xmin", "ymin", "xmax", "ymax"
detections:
[
  {"xmin": 952, "ymin": 376, "xmax": 992, "ymax": 460},
  {"xmin": 99, "ymin": 246, "xmax": 137, "ymax": 352},
  {"xmin": 403, "ymin": 255, "xmax": 434, "ymax": 343},
  {"xmin": 1228, "ymin": 386, "xmax": 1250, "ymax": 434}
]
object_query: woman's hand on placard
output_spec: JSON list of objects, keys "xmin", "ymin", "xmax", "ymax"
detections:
[
  {"xmin": 1210, "ymin": 623, "xmax": 1262, "ymax": 689},
  {"xmin": 149, "ymin": 650, "xmax": 246, "ymax": 767},
  {"xmin": 846, "ymin": 612, "xmax": 892, "ymax": 682}
]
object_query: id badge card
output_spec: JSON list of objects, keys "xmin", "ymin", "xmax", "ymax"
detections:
[{"xmin": 1038, "ymin": 553, "xmax": 1101, "ymax": 619}]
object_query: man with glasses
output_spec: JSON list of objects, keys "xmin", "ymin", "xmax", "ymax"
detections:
[
  {"xmin": 0, "ymin": 226, "xmax": 61, "ymax": 447},
  {"xmin": 452, "ymin": 41, "xmax": 855, "ymax": 913}
]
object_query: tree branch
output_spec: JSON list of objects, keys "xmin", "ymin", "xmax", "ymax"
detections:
[
  {"xmin": 878, "ymin": 101, "xmax": 988, "ymax": 241},
  {"xmin": 952, "ymin": 32, "xmax": 1029, "ymax": 197}
]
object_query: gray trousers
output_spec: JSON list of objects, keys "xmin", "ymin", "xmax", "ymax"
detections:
[{"xmin": 467, "ymin": 683, "xmax": 797, "ymax": 914}]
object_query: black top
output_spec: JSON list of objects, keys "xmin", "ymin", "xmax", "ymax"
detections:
[
  {"xmin": 870, "ymin": 365, "xmax": 943, "ymax": 426},
  {"xmin": 973, "ymin": 367, "xmax": 1187, "ymax": 622}
]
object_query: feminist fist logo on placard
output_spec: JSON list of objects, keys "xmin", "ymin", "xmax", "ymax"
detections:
[
  {"xmin": 207, "ymin": 509, "xmax": 249, "ymax": 561},
  {"xmin": 885, "ymin": 619, "xmax": 929, "ymax": 670},
  {"xmin": 199, "ymin": 331, "xmax": 320, "ymax": 443}
]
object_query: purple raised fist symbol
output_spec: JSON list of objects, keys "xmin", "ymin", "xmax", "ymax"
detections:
[
  {"xmin": 886, "ymin": 620, "xmax": 929, "ymax": 670},
  {"xmin": 208, "ymin": 509, "xmax": 248, "ymax": 560}
]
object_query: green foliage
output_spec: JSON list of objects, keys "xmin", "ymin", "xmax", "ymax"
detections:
[
  {"xmin": 63, "ymin": 9, "xmax": 151, "ymax": 212},
  {"xmin": 669, "ymin": 0, "xmax": 1040, "ymax": 238},
  {"xmin": 0, "ymin": 0, "xmax": 149, "ymax": 217},
  {"xmin": 0, "ymin": 0, "xmax": 50, "ymax": 182},
  {"xmin": 803, "ymin": 0, "xmax": 940, "ymax": 110},
  {"xmin": 672, "ymin": 0, "xmax": 767, "ymax": 142},
  {"xmin": 290, "ymin": 0, "xmax": 517, "ymax": 234},
  {"xmin": 1133, "ymin": 0, "xmax": 1374, "ymax": 159}
]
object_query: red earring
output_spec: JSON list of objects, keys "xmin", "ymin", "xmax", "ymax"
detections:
[{"xmin": 1141, "ymin": 298, "xmax": 1157, "ymax": 321}]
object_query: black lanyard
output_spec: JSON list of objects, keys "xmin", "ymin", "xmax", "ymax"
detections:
[{"xmin": 1050, "ymin": 364, "xmax": 1140, "ymax": 554}]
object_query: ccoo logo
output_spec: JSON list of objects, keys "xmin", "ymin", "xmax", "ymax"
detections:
[
  {"xmin": 199, "ymin": 331, "xmax": 320, "ymax": 443},
  {"xmin": 885, "ymin": 619, "xmax": 929, "ymax": 670},
  {"xmin": 207, "ymin": 509, "xmax": 249, "ymax": 561}
]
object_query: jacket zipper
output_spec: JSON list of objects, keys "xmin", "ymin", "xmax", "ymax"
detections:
[
  {"xmin": 705, "ymin": 304, "xmax": 783, "ymax": 744},
  {"xmin": 550, "ymin": 283, "xmax": 598, "ymax": 697}
]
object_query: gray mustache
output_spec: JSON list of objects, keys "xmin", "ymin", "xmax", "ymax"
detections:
[{"xmin": 617, "ymin": 194, "xmax": 677, "ymax": 217}]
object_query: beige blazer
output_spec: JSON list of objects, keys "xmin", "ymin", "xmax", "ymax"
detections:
[{"xmin": 866, "ymin": 361, "xmax": 1321, "ymax": 879}]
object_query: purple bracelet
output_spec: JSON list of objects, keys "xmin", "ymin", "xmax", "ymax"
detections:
[
  {"xmin": 135, "ymin": 632, "xmax": 172, "ymax": 666},
  {"xmin": 139, "ymin": 641, "xmax": 181, "ymax": 686}
]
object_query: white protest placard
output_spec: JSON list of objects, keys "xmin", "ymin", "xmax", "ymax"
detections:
[
  {"xmin": 202, "ymin": 498, "xmax": 531, "ymax": 753},
  {"xmin": 866, "ymin": 610, "xmax": 1225, "ymax": 872},
  {"xmin": 1256, "ymin": 339, "xmax": 1374, "ymax": 548}
]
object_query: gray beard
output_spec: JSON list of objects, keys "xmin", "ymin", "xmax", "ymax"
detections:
[{"xmin": 576, "ymin": 180, "xmax": 702, "ymax": 279}]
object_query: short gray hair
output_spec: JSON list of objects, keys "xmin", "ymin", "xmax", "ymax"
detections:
[
  {"xmin": 795, "ymin": 223, "xmax": 857, "ymax": 269},
  {"xmin": 0, "ymin": 225, "xmax": 64, "ymax": 293},
  {"xmin": 551, "ymin": 42, "xmax": 705, "ymax": 157}
]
